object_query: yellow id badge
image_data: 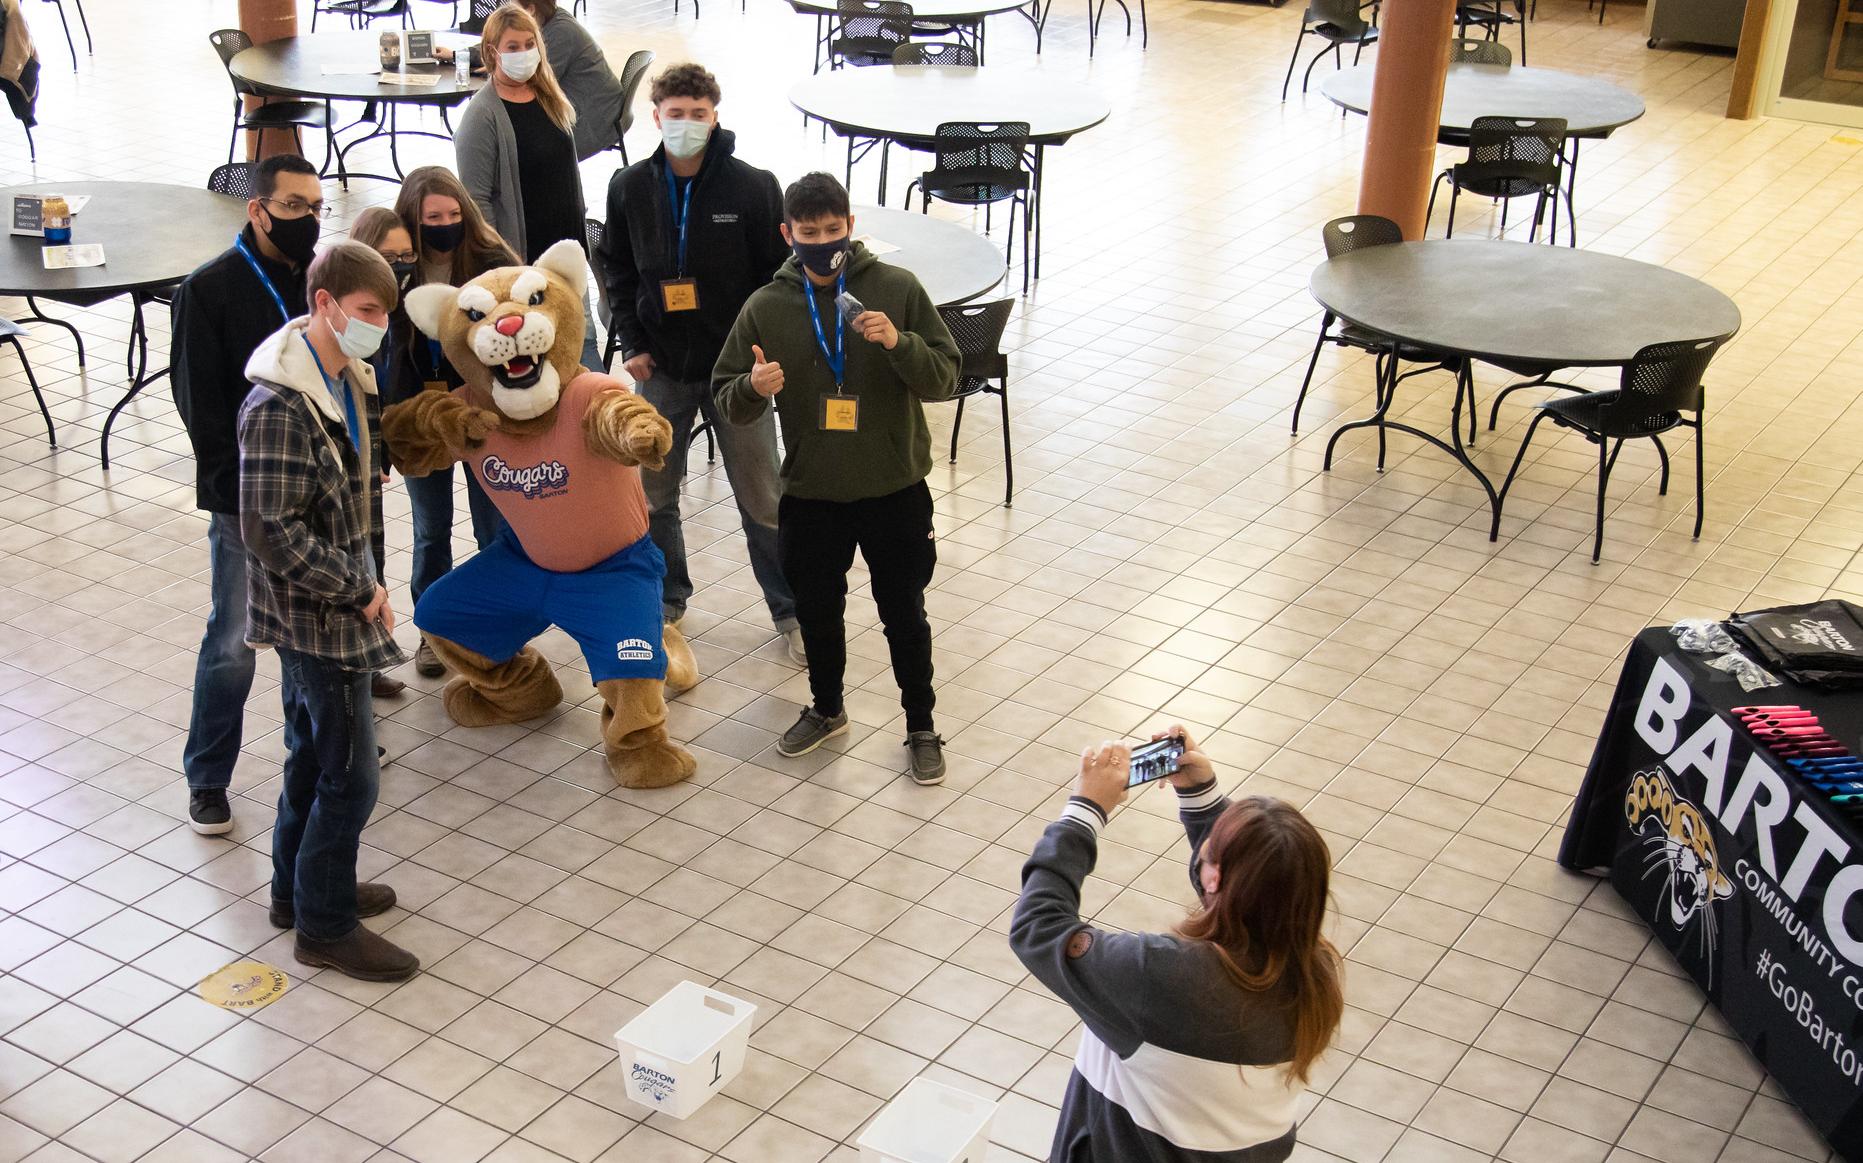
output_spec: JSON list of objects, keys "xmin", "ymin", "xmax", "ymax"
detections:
[
  {"xmin": 422, "ymin": 380, "xmax": 447, "ymax": 393},
  {"xmin": 660, "ymin": 278, "xmax": 699, "ymax": 312},
  {"xmin": 820, "ymin": 393, "xmax": 859, "ymax": 432}
]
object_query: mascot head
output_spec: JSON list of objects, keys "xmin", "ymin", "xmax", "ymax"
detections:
[{"xmin": 404, "ymin": 239, "xmax": 588, "ymax": 432}]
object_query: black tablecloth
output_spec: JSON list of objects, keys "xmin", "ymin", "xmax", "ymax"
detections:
[{"xmin": 1562, "ymin": 627, "xmax": 1863, "ymax": 1156}]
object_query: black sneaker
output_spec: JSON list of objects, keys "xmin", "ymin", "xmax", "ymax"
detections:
[
  {"xmin": 904, "ymin": 732, "xmax": 946, "ymax": 786},
  {"xmin": 777, "ymin": 707, "xmax": 848, "ymax": 757},
  {"xmin": 188, "ymin": 789, "xmax": 233, "ymax": 836}
]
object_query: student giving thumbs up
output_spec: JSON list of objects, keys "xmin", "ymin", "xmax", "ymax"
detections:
[{"xmin": 750, "ymin": 344, "xmax": 785, "ymax": 398}]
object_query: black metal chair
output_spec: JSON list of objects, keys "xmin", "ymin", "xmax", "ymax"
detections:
[
  {"xmin": 832, "ymin": 0, "xmax": 914, "ymax": 66},
  {"xmin": 311, "ymin": 0, "xmax": 414, "ymax": 30},
  {"xmin": 1496, "ymin": 336, "xmax": 1724, "ymax": 563},
  {"xmin": 583, "ymin": 217, "xmax": 715, "ymax": 462},
  {"xmin": 936, "ymin": 299, "xmax": 1015, "ymax": 505},
  {"xmin": 0, "ymin": 316, "xmax": 55, "ymax": 450},
  {"xmin": 608, "ymin": 49, "xmax": 656, "ymax": 165},
  {"xmin": 891, "ymin": 40, "xmax": 978, "ymax": 65},
  {"xmin": 38, "ymin": 0, "xmax": 86, "ymax": 70},
  {"xmin": 1426, "ymin": 115, "xmax": 1572, "ymax": 245},
  {"xmin": 1293, "ymin": 215, "xmax": 1463, "ymax": 442},
  {"xmin": 906, "ymin": 122, "xmax": 1033, "ymax": 292},
  {"xmin": 1282, "ymin": 0, "xmax": 1377, "ymax": 102},
  {"xmin": 1456, "ymin": 0, "xmax": 1526, "ymax": 64},
  {"xmin": 1450, "ymin": 34, "xmax": 1511, "ymax": 65},
  {"xmin": 210, "ymin": 29, "xmax": 331, "ymax": 169}
]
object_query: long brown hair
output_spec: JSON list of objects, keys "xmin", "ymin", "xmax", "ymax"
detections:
[
  {"xmin": 392, "ymin": 166, "xmax": 517, "ymax": 286},
  {"xmin": 348, "ymin": 206, "xmax": 406, "ymax": 253},
  {"xmin": 481, "ymin": 3, "xmax": 576, "ymax": 133},
  {"xmin": 1176, "ymin": 797, "xmax": 1343, "ymax": 1085}
]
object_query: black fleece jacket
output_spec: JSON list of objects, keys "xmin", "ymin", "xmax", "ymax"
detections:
[
  {"xmin": 595, "ymin": 127, "xmax": 791, "ymax": 383},
  {"xmin": 170, "ymin": 224, "xmax": 307, "ymax": 514}
]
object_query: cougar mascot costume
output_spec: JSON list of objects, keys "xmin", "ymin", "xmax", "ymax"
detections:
[{"xmin": 382, "ymin": 240, "xmax": 698, "ymax": 789}]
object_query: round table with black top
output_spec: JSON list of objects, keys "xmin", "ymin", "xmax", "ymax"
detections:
[
  {"xmin": 788, "ymin": 0, "xmax": 1036, "ymax": 66},
  {"xmin": 1307, "ymin": 239, "xmax": 1740, "ymax": 534},
  {"xmin": 789, "ymin": 66, "xmax": 1110, "ymax": 282},
  {"xmin": 1319, "ymin": 63, "xmax": 1645, "ymax": 242},
  {"xmin": 853, "ymin": 206, "xmax": 1007, "ymax": 305},
  {"xmin": 229, "ymin": 30, "xmax": 483, "ymax": 184},
  {"xmin": 0, "ymin": 181, "xmax": 250, "ymax": 467}
]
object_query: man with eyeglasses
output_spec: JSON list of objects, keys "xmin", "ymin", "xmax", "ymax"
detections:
[{"xmin": 170, "ymin": 154, "xmax": 326, "ymax": 839}]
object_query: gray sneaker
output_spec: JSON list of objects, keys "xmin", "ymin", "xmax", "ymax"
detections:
[
  {"xmin": 904, "ymin": 732, "xmax": 946, "ymax": 785},
  {"xmin": 778, "ymin": 707, "xmax": 848, "ymax": 757}
]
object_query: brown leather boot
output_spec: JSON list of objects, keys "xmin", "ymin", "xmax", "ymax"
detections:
[
  {"xmin": 294, "ymin": 925, "xmax": 420, "ymax": 982},
  {"xmin": 269, "ymin": 882, "xmax": 397, "ymax": 930}
]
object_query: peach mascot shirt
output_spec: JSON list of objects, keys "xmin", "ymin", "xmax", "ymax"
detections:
[{"xmin": 457, "ymin": 372, "xmax": 652, "ymax": 572}]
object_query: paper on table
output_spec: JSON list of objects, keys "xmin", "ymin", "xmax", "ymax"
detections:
[
  {"xmin": 378, "ymin": 71, "xmax": 444, "ymax": 87},
  {"xmin": 64, "ymin": 195, "xmax": 90, "ymax": 215},
  {"xmin": 42, "ymin": 245, "xmax": 105, "ymax": 270},
  {"xmin": 854, "ymin": 234, "xmax": 900, "ymax": 256}
]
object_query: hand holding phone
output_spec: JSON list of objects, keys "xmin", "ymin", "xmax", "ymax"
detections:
[{"xmin": 1128, "ymin": 735, "xmax": 1186, "ymax": 787}]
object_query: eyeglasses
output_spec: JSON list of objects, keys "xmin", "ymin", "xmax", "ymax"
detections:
[
  {"xmin": 261, "ymin": 197, "xmax": 335, "ymax": 220},
  {"xmin": 379, "ymin": 251, "xmax": 418, "ymax": 264}
]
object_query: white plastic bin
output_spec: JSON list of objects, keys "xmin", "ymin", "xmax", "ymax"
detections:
[
  {"xmin": 856, "ymin": 1077, "xmax": 998, "ymax": 1163},
  {"xmin": 613, "ymin": 981, "xmax": 757, "ymax": 1120}
]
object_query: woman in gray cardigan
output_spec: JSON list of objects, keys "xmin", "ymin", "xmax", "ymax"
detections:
[
  {"xmin": 454, "ymin": 2, "xmax": 603, "ymax": 370},
  {"xmin": 458, "ymin": 0, "xmax": 625, "ymax": 160}
]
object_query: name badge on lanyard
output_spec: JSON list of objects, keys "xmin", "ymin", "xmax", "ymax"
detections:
[
  {"xmin": 805, "ymin": 276, "xmax": 857, "ymax": 432},
  {"xmin": 660, "ymin": 168, "xmax": 700, "ymax": 314}
]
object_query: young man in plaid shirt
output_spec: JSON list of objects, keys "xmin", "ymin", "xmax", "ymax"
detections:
[{"xmin": 237, "ymin": 242, "xmax": 416, "ymax": 982}]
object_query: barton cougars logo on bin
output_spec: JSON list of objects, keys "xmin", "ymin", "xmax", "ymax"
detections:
[
  {"xmin": 630, "ymin": 1061, "xmax": 677, "ymax": 1106},
  {"xmin": 1625, "ymin": 766, "xmax": 1735, "ymax": 970}
]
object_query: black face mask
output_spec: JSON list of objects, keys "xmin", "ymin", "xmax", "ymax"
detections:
[
  {"xmin": 391, "ymin": 260, "xmax": 418, "ymax": 292},
  {"xmin": 262, "ymin": 210, "xmax": 320, "ymax": 267},
  {"xmin": 791, "ymin": 236, "xmax": 849, "ymax": 279},
  {"xmin": 421, "ymin": 222, "xmax": 466, "ymax": 254}
]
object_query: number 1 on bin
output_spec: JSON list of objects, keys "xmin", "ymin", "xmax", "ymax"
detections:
[{"xmin": 711, "ymin": 1051, "xmax": 721, "ymax": 1085}]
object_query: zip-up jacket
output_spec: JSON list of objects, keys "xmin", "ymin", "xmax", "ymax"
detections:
[
  {"xmin": 596, "ymin": 128, "xmax": 790, "ymax": 383},
  {"xmin": 171, "ymin": 225, "xmax": 307, "ymax": 513},
  {"xmin": 237, "ymin": 320, "xmax": 403, "ymax": 674},
  {"xmin": 712, "ymin": 242, "xmax": 959, "ymax": 502},
  {"xmin": 1010, "ymin": 784, "xmax": 1304, "ymax": 1163}
]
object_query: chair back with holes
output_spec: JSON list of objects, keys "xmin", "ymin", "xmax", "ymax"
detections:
[
  {"xmin": 1451, "ymin": 36, "xmax": 1510, "ymax": 64},
  {"xmin": 936, "ymin": 299, "xmax": 1013, "ymax": 392},
  {"xmin": 833, "ymin": 0, "xmax": 914, "ymax": 64},
  {"xmin": 207, "ymin": 162, "xmax": 257, "ymax": 200},
  {"xmin": 1595, "ymin": 337, "xmax": 1723, "ymax": 435},
  {"xmin": 892, "ymin": 41, "xmax": 978, "ymax": 66},
  {"xmin": 1309, "ymin": 0, "xmax": 1369, "ymax": 35},
  {"xmin": 209, "ymin": 28, "xmax": 254, "ymax": 94},
  {"xmin": 1453, "ymin": 115, "xmax": 1565, "ymax": 199},
  {"xmin": 925, "ymin": 121, "xmax": 1030, "ymax": 205},
  {"xmin": 584, "ymin": 217, "xmax": 604, "ymax": 255},
  {"xmin": 1322, "ymin": 214, "xmax": 1402, "ymax": 258},
  {"xmin": 616, "ymin": 49, "xmax": 655, "ymax": 139}
]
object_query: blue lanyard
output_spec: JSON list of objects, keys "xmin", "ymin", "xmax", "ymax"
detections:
[
  {"xmin": 427, "ymin": 338, "xmax": 444, "ymax": 379},
  {"xmin": 665, "ymin": 167, "xmax": 694, "ymax": 276},
  {"xmin": 803, "ymin": 274, "xmax": 845, "ymax": 387},
  {"xmin": 301, "ymin": 335, "xmax": 363, "ymax": 451},
  {"xmin": 234, "ymin": 235, "xmax": 291, "ymax": 325}
]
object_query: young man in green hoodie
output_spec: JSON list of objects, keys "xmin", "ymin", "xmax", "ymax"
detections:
[{"xmin": 713, "ymin": 173, "xmax": 960, "ymax": 785}]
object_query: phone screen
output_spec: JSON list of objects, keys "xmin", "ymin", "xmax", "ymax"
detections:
[{"xmin": 1128, "ymin": 736, "xmax": 1185, "ymax": 787}]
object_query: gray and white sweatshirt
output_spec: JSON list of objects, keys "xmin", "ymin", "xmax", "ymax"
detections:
[{"xmin": 1010, "ymin": 783, "xmax": 1303, "ymax": 1163}]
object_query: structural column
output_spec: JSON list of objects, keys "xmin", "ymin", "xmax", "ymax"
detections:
[
  {"xmin": 1357, "ymin": 0, "xmax": 1458, "ymax": 239},
  {"xmin": 238, "ymin": 0, "xmax": 301, "ymax": 161}
]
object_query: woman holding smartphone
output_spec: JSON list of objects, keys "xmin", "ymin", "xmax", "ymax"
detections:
[{"xmin": 1010, "ymin": 727, "xmax": 1343, "ymax": 1162}]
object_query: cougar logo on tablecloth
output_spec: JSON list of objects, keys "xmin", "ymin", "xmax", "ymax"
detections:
[{"xmin": 1625, "ymin": 766, "xmax": 1735, "ymax": 970}]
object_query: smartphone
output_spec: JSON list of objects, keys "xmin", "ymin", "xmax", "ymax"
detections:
[
  {"xmin": 1128, "ymin": 735, "xmax": 1185, "ymax": 788},
  {"xmin": 835, "ymin": 291, "xmax": 866, "ymax": 327}
]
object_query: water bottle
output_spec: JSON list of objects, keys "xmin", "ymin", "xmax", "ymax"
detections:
[{"xmin": 456, "ymin": 47, "xmax": 470, "ymax": 86}]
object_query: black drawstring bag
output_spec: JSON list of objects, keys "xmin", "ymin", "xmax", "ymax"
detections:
[{"xmin": 1727, "ymin": 600, "xmax": 1863, "ymax": 689}]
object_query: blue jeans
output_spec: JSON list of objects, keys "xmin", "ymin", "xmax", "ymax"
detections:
[
  {"xmin": 639, "ymin": 371, "xmax": 796, "ymax": 631},
  {"xmin": 183, "ymin": 513, "xmax": 257, "ymax": 792},
  {"xmin": 404, "ymin": 465, "xmax": 501, "ymax": 605},
  {"xmin": 272, "ymin": 648, "xmax": 380, "ymax": 941}
]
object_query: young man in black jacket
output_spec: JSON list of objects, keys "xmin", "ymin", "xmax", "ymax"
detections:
[
  {"xmin": 595, "ymin": 63, "xmax": 803, "ymax": 663},
  {"xmin": 169, "ymin": 154, "xmax": 322, "ymax": 837}
]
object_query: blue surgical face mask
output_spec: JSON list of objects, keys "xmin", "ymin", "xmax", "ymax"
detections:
[
  {"xmin": 660, "ymin": 117, "xmax": 712, "ymax": 160},
  {"xmin": 499, "ymin": 47, "xmax": 540, "ymax": 83},
  {"xmin": 334, "ymin": 303, "xmax": 387, "ymax": 360}
]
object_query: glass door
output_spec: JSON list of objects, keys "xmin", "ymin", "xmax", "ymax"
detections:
[{"xmin": 1765, "ymin": 0, "xmax": 1863, "ymax": 124}]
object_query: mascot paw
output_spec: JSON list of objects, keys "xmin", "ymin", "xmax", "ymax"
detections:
[
  {"xmin": 585, "ymin": 391, "xmax": 673, "ymax": 470},
  {"xmin": 663, "ymin": 622, "xmax": 699, "ymax": 694},
  {"xmin": 610, "ymin": 742, "xmax": 698, "ymax": 790},
  {"xmin": 383, "ymin": 392, "xmax": 502, "ymax": 477}
]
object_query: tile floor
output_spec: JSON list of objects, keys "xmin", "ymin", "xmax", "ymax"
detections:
[{"xmin": 0, "ymin": 0, "xmax": 1859, "ymax": 1160}]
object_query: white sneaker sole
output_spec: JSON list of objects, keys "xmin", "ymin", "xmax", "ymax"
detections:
[
  {"xmin": 777, "ymin": 718, "xmax": 848, "ymax": 757},
  {"xmin": 189, "ymin": 816, "xmax": 234, "ymax": 836}
]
